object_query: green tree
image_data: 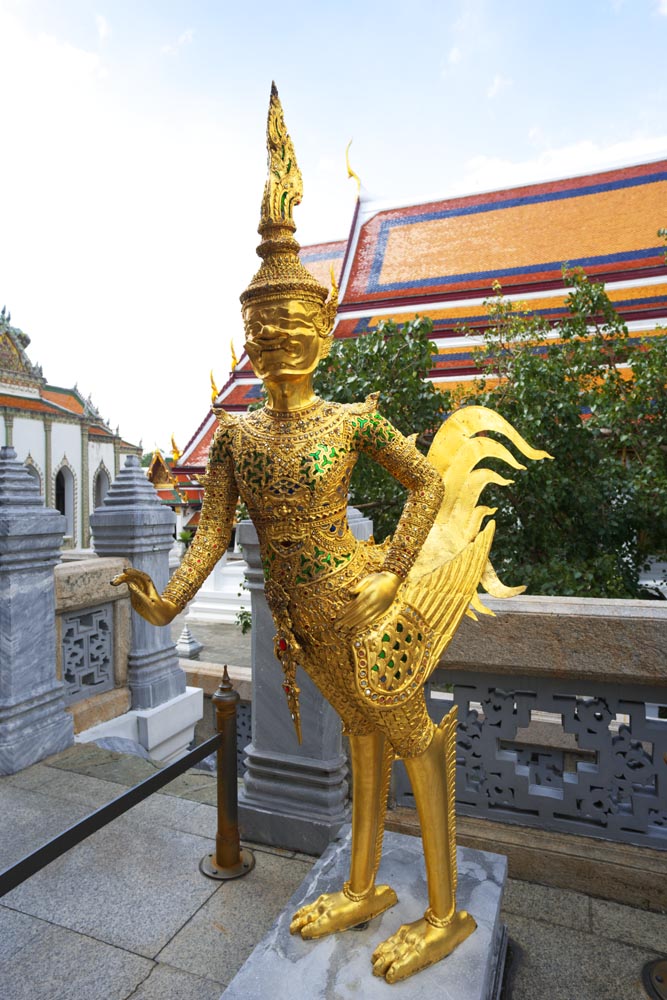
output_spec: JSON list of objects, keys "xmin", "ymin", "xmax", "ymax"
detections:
[
  {"xmin": 442, "ymin": 267, "xmax": 667, "ymax": 598},
  {"xmin": 314, "ymin": 316, "xmax": 446, "ymax": 540}
]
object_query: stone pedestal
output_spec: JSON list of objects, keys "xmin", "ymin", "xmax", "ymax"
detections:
[
  {"xmin": 90, "ymin": 456, "xmax": 186, "ymax": 711},
  {"xmin": 237, "ymin": 520, "xmax": 349, "ymax": 855},
  {"xmin": 0, "ymin": 446, "xmax": 74, "ymax": 774},
  {"xmin": 185, "ymin": 550, "xmax": 248, "ymax": 623},
  {"xmin": 223, "ymin": 827, "xmax": 508, "ymax": 1000}
]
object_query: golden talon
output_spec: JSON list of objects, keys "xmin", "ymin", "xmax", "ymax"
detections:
[
  {"xmin": 290, "ymin": 886, "xmax": 397, "ymax": 940},
  {"xmin": 371, "ymin": 912, "xmax": 477, "ymax": 983}
]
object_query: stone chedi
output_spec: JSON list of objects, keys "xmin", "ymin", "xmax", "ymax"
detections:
[
  {"xmin": 112, "ymin": 85, "xmax": 550, "ymax": 983},
  {"xmin": 0, "ymin": 446, "xmax": 73, "ymax": 773}
]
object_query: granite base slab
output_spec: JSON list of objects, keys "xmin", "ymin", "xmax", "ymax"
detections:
[{"xmin": 222, "ymin": 826, "xmax": 507, "ymax": 1000}]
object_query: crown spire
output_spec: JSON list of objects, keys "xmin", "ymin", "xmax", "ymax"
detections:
[{"xmin": 240, "ymin": 84, "xmax": 330, "ymax": 309}]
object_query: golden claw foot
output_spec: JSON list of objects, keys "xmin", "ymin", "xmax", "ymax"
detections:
[
  {"xmin": 289, "ymin": 885, "xmax": 397, "ymax": 940},
  {"xmin": 371, "ymin": 910, "xmax": 476, "ymax": 983}
]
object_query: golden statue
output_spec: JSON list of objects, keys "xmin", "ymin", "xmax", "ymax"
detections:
[{"xmin": 113, "ymin": 83, "xmax": 550, "ymax": 983}]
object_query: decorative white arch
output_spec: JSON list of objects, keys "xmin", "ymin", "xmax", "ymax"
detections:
[
  {"xmin": 53, "ymin": 456, "xmax": 78, "ymax": 545},
  {"xmin": 93, "ymin": 461, "xmax": 112, "ymax": 510},
  {"xmin": 24, "ymin": 454, "xmax": 43, "ymax": 495}
]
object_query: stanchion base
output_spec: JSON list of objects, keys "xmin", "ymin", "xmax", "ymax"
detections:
[
  {"xmin": 643, "ymin": 959, "xmax": 667, "ymax": 1000},
  {"xmin": 199, "ymin": 847, "xmax": 256, "ymax": 881}
]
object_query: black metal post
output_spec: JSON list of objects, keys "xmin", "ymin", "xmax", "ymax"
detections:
[{"xmin": 200, "ymin": 666, "xmax": 255, "ymax": 880}]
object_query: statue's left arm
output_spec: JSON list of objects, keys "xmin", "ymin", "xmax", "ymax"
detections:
[{"xmin": 338, "ymin": 405, "xmax": 443, "ymax": 629}]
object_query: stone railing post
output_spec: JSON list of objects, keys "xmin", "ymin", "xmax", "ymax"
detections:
[
  {"xmin": 90, "ymin": 455, "xmax": 186, "ymax": 710},
  {"xmin": 0, "ymin": 446, "xmax": 74, "ymax": 774},
  {"xmin": 237, "ymin": 507, "xmax": 373, "ymax": 855}
]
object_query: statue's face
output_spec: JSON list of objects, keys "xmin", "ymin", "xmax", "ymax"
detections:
[{"xmin": 243, "ymin": 298, "xmax": 323, "ymax": 382}]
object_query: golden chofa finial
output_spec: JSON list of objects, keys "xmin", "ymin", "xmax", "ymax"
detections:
[
  {"xmin": 345, "ymin": 139, "xmax": 361, "ymax": 196},
  {"xmin": 230, "ymin": 340, "xmax": 239, "ymax": 372},
  {"xmin": 170, "ymin": 434, "xmax": 180, "ymax": 464},
  {"xmin": 210, "ymin": 370, "xmax": 219, "ymax": 403}
]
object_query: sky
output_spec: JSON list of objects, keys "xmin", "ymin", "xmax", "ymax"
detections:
[{"xmin": 1, "ymin": 0, "xmax": 666, "ymax": 454}]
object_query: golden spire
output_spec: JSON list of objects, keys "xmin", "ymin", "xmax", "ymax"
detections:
[
  {"xmin": 230, "ymin": 340, "xmax": 239, "ymax": 372},
  {"xmin": 260, "ymin": 81, "xmax": 302, "ymax": 231},
  {"xmin": 170, "ymin": 434, "xmax": 180, "ymax": 464},
  {"xmin": 345, "ymin": 139, "xmax": 361, "ymax": 196},
  {"xmin": 210, "ymin": 370, "xmax": 219, "ymax": 403},
  {"xmin": 240, "ymin": 83, "xmax": 330, "ymax": 308}
]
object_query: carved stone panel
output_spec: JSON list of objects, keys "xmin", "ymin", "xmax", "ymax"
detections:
[
  {"xmin": 62, "ymin": 603, "xmax": 114, "ymax": 705},
  {"xmin": 393, "ymin": 668, "xmax": 667, "ymax": 850}
]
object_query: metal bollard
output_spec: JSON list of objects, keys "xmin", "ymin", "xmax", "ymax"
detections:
[{"xmin": 200, "ymin": 666, "xmax": 255, "ymax": 880}]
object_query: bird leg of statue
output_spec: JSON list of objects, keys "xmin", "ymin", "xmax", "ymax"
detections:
[{"xmin": 112, "ymin": 84, "xmax": 552, "ymax": 984}]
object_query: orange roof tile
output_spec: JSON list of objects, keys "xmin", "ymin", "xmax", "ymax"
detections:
[
  {"xmin": 0, "ymin": 393, "xmax": 65, "ymax": 415},
  {"xmin": 41, "ymin": 385, "xmax": 85, "ymax": 414}
]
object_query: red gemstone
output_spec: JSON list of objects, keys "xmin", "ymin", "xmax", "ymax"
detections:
[
  {"xmin": 278, "ymin": 638, "xmax": 287, "ymax": 651},
  {"xmin": 283, "ymin": 684, "xmax": 290, "ymax": 693}
]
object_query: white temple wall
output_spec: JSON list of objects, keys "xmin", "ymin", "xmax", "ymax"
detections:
[{"xmin": 12, "ymin": 416, "xmax": 45, "ymax": 468}]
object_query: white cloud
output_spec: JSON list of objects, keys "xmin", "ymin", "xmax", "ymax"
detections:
[
  {"xmin": 161, "ymin": 28, "xmax": 194, "ymax": 55},
  {"xmin": 448, "ymin": 45, "xmax": 462, "ymax": 65},
  {"xmin": 658, "ymin": 0, "xmax": 667, "ymax": 14},
  {"xmin": 451, "ymin": 134, "xmax": 667, "ymax": 196},
  {"xmin": 0, "ymin": 10, "xmax": 254, "ymax": 451},
  {"xmin": 96, "ymin": 14, "xmax": 110, "ymax": 41},
  {"xmin": 487, "ymin": 74, "xmax": 511, "ymax": 99}
]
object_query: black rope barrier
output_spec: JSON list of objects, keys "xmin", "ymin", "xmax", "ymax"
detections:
[{"xmin": 0, "ymin": 733, "xmax": 222, "ymax": 897}]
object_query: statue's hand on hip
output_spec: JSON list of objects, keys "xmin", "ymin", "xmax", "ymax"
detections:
[
  {"xmin": 111, "ymin": 568, "xmax": 179, "ymax": 626},
  {"xmin": 336, "ymin": 571, "xmax": 400, "ymax": 632}
]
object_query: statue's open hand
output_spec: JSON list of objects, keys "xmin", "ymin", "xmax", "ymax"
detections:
[
  {"xmin": 336, "ymin": 571, "xmax": 401, "ymax": 632},
  {"xmin": 110, "ymin": 569, "xmax": 179, "ymax": 626}
]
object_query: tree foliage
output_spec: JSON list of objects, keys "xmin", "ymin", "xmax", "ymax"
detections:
[
  {"xmin": 314, "ymin": 317, "xmax": 446, "ymax": 540},
  {"xmin": 441, "ymin": 268, "xmax": 667, "ymax": 598}
]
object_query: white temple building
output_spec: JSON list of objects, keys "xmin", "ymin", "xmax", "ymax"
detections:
[{"xmin": 0, "ymin": 309, "xmax": 140, "ymax": 547}]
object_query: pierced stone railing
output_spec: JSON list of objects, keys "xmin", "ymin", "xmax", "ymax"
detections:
[
  {"xmin": 394, "ymin": 595, "xmax": 667, "ymax": 851},
  {"xmin": 54, "ymin": 557, "xmax": 132, "ymax": 734}
]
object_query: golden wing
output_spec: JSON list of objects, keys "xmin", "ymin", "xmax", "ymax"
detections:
[
  {"xmin": 351, "ymin": 525, "xmax": 493, "ymax": 706},
  {"xmin": 408, "ymin": 404, "xmax": 552, "ymax": 596},
  {"xmin": 351, "ymin": 406, "xmax": 551, "ymax": 706}
]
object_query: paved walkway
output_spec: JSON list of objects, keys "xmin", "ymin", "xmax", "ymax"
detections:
[
  {"xmin": 1, "ymin": 745, "xmax": 665, "ymax": 999},
  {"xmin": 170, "ymin": 614, "xmax": 251, "ymax": 670}
]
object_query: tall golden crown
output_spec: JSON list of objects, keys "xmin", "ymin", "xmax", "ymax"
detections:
[{"xmin": 241, "ymin": 83, "xmax": 336, "ymax": 315}]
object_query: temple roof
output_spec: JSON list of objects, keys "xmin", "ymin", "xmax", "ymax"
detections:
[
  {"xmin": 341, "ymin": 161, "xmax": 666, "ymax": 310},
  {"xmin": 176, "ymin": 158, "xmax": 667, "ymax": 472}
]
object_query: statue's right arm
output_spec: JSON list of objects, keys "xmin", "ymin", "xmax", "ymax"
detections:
[{"xmin": 112, "ymin": 424, "xmax": 239, "ymax": 625}]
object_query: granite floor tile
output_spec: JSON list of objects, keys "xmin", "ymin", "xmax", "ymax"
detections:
[
  {"xmin": 0, "ymin": 910, "xmax": 152, "ymax": 1000},
  {"xmin": 34, "ymin": 769, "xmax": 129, "ymax": 808},
  {"xmin": 0, "ymin": 904, "xmax": 44, "ymax": 959},
  {"xmin": 3, "ymin": 812, "xmax": 218, "ymax": 958},
  {"xmin": 591, "ymin": 897, "xmax": 667, "ymax": 954},
  {"xmin": 45, "ymin": 744, "xmax": 161, "ymax": 785},
  {"xmin": 505, "ymin": 912, "xmax": 661, "ymax": 1000},
  {"xmin": 179, "ymin": 783, "xmax": 218, "ymax": 805},
  {"xmin": 0, "ymin": 785, "xmax": 92, "ymax": 868},
  {"xmin": 502, "ymin": 877, "xmax": 591, "ymax": 931},
  {"xmin": 161, "ymin": 770, "xmax": 217, "ymax": 800},
  {"xmin": 121, "ymin": 793, "xmax": 205, "ymax": 833},
  {"xmin": 125, "ymin": 962, "xmax": 224, "ymax": 1000},
  {"xmin": 1, "ymin": 763, "xmax": 55, "ymax": 791},
  {"xmin": 157, "ymin": 853, "xmax": 313, "ymax": 985}
]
